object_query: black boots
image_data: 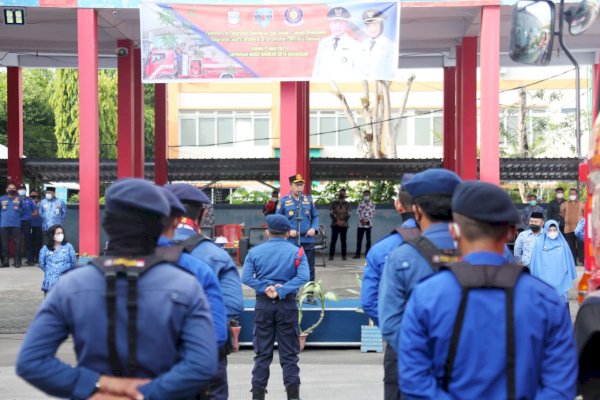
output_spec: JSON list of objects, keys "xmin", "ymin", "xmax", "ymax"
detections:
[
  {"xmin": 287, "ymin": 385, "xmax": 300, "ymax": 400},
  {"xmin": 251, "ymin": 387, "xmax": 266, "ymax": 400}
]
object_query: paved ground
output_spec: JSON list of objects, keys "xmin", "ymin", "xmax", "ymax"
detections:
[{"xmin": 0, "ymin": 258, "xmax": 582, "ymax": 399}]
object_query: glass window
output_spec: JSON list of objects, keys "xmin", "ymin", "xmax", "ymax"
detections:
[
  {"xmin": 180, "ymin": 118, "xmax": 197, "ymax": 146},
  {"xmin": 415, "ymin": 118, "xmax": 431, "ymax": 146},
  {"xmin": 397, "ymin": 119, "xmax": 408, "ymax": 145},
  {"xmin": 198, "ymin": 118, "xmax": 215, "ymax": 146},
  {"xmin": 310, "ymin": 116, "xmax": 319, "ymax": 146},
  {"xmin": 433, "ymin": 117, "xmax": 443, "ymax": 147},
  {"xmin": 254, "ymin": 118, "xmax": 269, "ymax": 146},
  {"xmin": 320, "ymin": 114, "xmax": 337, "ymax": 146},
  {"xmin": 338, "ymin": 117, "xmax": 354, "ymax": 146},
  {"xmin": 217, "ymin": 117, "xmax": 234, "ymax": 146}
]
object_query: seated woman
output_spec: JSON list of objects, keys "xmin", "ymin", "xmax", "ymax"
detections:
[{"xmin": 529, "ymin": 219, "xmax": 577, "ymax": 304}]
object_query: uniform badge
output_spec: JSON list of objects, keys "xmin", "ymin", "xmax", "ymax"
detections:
[
  {"xmin": 254, "ymin": 8, "xmax": 273, "ymax": 27},
  {"xmin": 228, "ymin": 9, "xmax": 240, "ymax": 26},
  {"xmin": 288, "ymin": 211, "xmax": 294, "ymax": 216},
  {"xmin": 284, "ymin": 7, "xmax": 303, "ymax": 26}
]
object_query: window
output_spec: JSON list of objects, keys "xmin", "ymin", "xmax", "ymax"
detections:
[
  {"xmin": 310, "ymin": 111, "xmax": 356, "ymax": 146},
  {"xmin": 414, "ymin": 110, "xmax": 443, "ymax": 146},
  {"xmin": 179, "ymin": 111, "xmax": 271, "ymax": 147}
]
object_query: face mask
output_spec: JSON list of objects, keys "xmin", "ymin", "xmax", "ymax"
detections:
[
  {"xmin": 45, "ymin": 194, "xmax": 53, "ymax": 200},
  {"xmin": 18, "ymin": 190, "xmax": 25, "ymax": 196},
  {"xmin": 529, "ymin": 200, "xmax": 537, "ymax": 206},
  {"xmin": 54, "ymin": 234, "xmax": 64, "ymax": 242},
  {"xmin": 7, "ymin": 190, "xmax": 16, "ymax": 196},
  {"xmin": 556, "ymin": 193, "xmax": 564, "ymax": 199},
  {"xmin": 530, "ymin": 224, "xmax": 541, "ymax": 232},
  {"xmin": 364, "ymin": 196, "xmax": 370, "ymax": 201},
  {"xmin": 547, "ymin": 232, "xmax": 559, "ymax": 240},
  {"xmin": 271, "ymin": 197, "xmax": 278, "ymax": 202},
  {"xmin": 569, "ymin": 195, "xmax": 577, "ymax": 201},
  {"xmin": 31, "ymin": 195, "xmax": 37, "ymax": 200}
]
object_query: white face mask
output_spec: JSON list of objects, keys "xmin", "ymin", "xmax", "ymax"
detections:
[
  {"xmin": 54, "ymin": 234, "xmax": 64, "ymax": 243},
  {"xmin": 18, "ymin": 190, "xmax": 26, "ymax": 196},
  {"xmin": 569, "ymin": 195, "xmax": 577, "ymax": 201},
  {"xmin": 556, "ymin": 193, "xmax": 564, "ymax": 199},
  {"xmin": 46, "ymin": 193, "xmax": 53, "ymax": 200},
  {"xmin": 547, "ymin": 231, "xmax": 559, "ymax": 240}
]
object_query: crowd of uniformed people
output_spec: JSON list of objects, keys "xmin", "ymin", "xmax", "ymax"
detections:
[{"xmin": 12, "ymin": 170, "xmax": 598, "ymax": 399}]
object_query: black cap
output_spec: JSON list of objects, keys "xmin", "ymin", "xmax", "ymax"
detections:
[
  {"xmin": 327, "ymin": 6, "xmax": 351, "ymax": 20},
  {"xmin": 289, "ymin": 174, "xmax": 305, "ymax": 184},
  {"xmin": 18, "ymin": 183, "xmax": 26, "ymax": 190},
  {"xmin": 46, "ymin": 186, "xmax": 56, "ymax": 192},
  {"xmin": 452, "ymin": 181, "xmax": 520, "ymax": 224},
  {"xmin": 105, "ymin": 179, "xmax": 170, "ymax": 217},
  {"xmin": 531, "ymin": 212, "xmax": 544, "ymax": 219}
]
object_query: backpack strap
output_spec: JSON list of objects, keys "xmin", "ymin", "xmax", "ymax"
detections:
[
  {"xmin": 294, "ymin": 246, "xmax": 305, "ymax": 268},
  {"xmin": 155, "ymin": 245, "xmax": 185, "ymax": 264},
  {"xmin": 395, "ymin": 227, "xmax": 421, "ymax": 241},
  {"xmin": 442, "ymin": 262, "xmax": 526, "ymax": 400},
  {"xmin": 173, "ymin": 235, "xmax": 210, "ymax": 253},
  {"xmin": 403, "ymin": 235, "xmax": 461, "ymax": 272},
  {"xmin": 90, "ymin": 255, "xmax": 165, "ymax": 376}
]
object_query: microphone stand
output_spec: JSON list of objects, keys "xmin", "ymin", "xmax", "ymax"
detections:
[{"xmin": 296, "ymin": 191, "xmax": 303, "ymax": 246}]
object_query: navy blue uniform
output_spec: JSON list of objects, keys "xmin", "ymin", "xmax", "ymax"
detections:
[
  {"xmin": 242, "ymin": 237, "xmax": 310, "ymax": 390},
  {"xmin": 399, "ymin": 251, "xmax": 577, "ymax": 399},
  {"xmin": 276, "ymin": 193, "xmax": 319, "ymax": 281},
  {"xmin": 20, "ymin": 196, "xmax": 36, "ymax": 264},
  {"xmin": 16, "ymin": 262, "xmax": 219, "ymax": 400},
  {"xmin": 0, "ymin": 194, "xmax": 24, "ymax": 266}
]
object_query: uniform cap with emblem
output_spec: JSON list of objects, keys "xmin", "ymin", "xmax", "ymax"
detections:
[
  {"xmin": 452, "ymin": 181, "xmax": 521, "ymax": 225},
  {"xmin": 403, "ymin": 168, "xmax": 462, "ymax": 199},
  {"xmin": 289, "ymin": 174, "xmax": 305, "ymax": 184},
  {"xmin": 164, "ymin": 183, "xmax": 210, "ymax": 205},
  {"xmin": 159, "ymin": 186, "xmax": 186, "ymax": 216},
  {"xmin": 362, "ymin": 9, "xmax": 384, "ymax": 23},
  {"xmin": 105, "ymin": 178, "xmax": 170, "ymax": 217},
  {"xmin": 266, "ymin": 214, "xmax": 291, "ymax": 232},
  {"xmin": 327, "ymin": 6, "xmax": 351, "ymax": 20}
]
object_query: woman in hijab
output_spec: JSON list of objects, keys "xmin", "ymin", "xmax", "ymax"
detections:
[{"xmin": 529, "ymin": 219, "xmax": 577, "ymax": 304}]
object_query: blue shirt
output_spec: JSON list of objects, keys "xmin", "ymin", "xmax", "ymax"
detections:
[
  {"xmin": 399, "ymin": 251, "xmax": 577, "ymax": 400},
  {"xmin": 0, "ymin": 194, "xmax": 25, "ymax": 228},
  {"xmin": 242, "ymin": 237, "xmax": 310, "ymax": 298},
  {"xmin": 379, "ymin": 222, "xmax": 454, "ymax": 349},
  {"xmin": 514, "ymin": 229, "xmax": 542, "ymax": 266},
  {"xmin": 276, "ymin": 193, "xmax": 319, "ymax": 244},
  {"xmin": 173, "ymin": 227, "xmax": 244, "ymax": 320},
  {"xmin": 16, "ymin": 262, "xmax": 218, "ymax": 400},
  {"xmin": 39, "ymin": 197, "xmax": 67, "ymax": 231},
  {"xmin": 361, "ymin": 218, "xmax": 417, "ymax": 326},
  {"xmin": 20, "ymin": 196, "xmax": 36, "ymax": 222},
  {"xmin": 30, "ymin": 200, "xmax": 42, "ymax": 228},
  {"xmin": 38, "ymin": 243, "xmax": 76, "ymax": 291},
  {"xmin": 157, "ymin": 236, "xmax": 228, "ymax": 347}
]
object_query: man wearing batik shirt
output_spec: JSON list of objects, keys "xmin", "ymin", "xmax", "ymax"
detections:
[{"xmin": 353, "ymin": 190, "xmax": 375, "ymax": 259}]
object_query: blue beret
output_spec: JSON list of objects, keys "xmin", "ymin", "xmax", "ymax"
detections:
[
  {"xmin": 164, "ymin": 183, "xmax": 210, "ymax": 204},
  {"xmin": 266, "ymin": 214, "xmax": 291, "ymax": 232},
  {"xmin": 452, "ymin": 181, "xmax": 521, "ymax": 224},
  {"xmin": 404, "ymin": 168, "xmax": 462, "ymax": 198},
  {"xmin": 105, "ymin": 179, "xmax": 170, "ymax": 217},
  {"xmin": 160, "ymin": 187, "xmax": 186, "ymax": 216}
]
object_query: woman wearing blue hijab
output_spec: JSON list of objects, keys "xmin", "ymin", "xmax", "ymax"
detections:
[{"xmin": 529, "ymin": 219, "xmax": 577, "ymax": 303}]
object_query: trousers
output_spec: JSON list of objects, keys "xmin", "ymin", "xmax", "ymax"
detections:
[
  {"xmin": 329, "ymin": 226, "xmax": 348, "ymax": 257},
  {"xmin": 1, "ymin": 227, "xmax": 21, "ymax": 265},
  {"xmin": 355, "ymin": 227, "xmax": 372, "ymax": 256},
  {"xmin": 383, "ymin": 344, "xmax": 400, "ymax": 400}
]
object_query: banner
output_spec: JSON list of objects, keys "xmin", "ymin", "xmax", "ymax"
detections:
[{"xmin": 140, "ymin": 1, "xmax": 399, "ymax": 82}]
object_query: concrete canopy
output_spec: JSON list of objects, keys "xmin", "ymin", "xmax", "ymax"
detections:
[{"xmin": 0, "ymin": 1, "xmax": 598, "ymax": 69}]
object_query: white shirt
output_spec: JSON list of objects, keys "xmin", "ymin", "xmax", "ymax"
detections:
[
  {"xmin": 312, "ymin": 34, "xmax": 363, "ymax": 79},
  {"xmin": 362, "ymin": 35, "xmax": 396, "ymax": 79}
]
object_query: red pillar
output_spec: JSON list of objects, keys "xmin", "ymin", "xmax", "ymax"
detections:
[
  {"xmin": 279, "ymin": 82, "xmax": 310, "ymax": 194},
  {"xmin": 78, "ymin": 9, "xmax": 100, "ymax": 256},
  {"xmin": 133, "ymin": 48, "xmax": 145, "ymax": 178},
  {"xmin": 459, "ymin": 37, "xmax": 478, "ymax": 180},
  {"xmin": 479, "ymin": 6, "xmax": 500, "ymax": 184},
  {"xmin": 443, "ymin": 67, "xmax": 456, "ymax": 172},
  {"xmin": 455, "ymin": 45, "xmax": 463, "ymax": 177},
  {"xmin": 593, "ymin": 59, "xmax": 600, "ymax": 120},
  {"xmin": 154, "ymin": 83, "xmax": 168, "ymax": 185},
  {"xmin": 117, "ymin": 39, "xmax": 134, "ymax": 178},
  {"xmin": 7, "ymin": 67, "xmax": 23, "ymax": 185}
]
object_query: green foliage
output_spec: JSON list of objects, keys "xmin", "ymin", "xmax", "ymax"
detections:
[
  {"xmin": 68, "ymin": 193, "xmax": 105, "ymax": 205},
  {"xmin": 311, "ymin": 180, "xmax": 398, "ymax": 205},
  {"xmin": 297, "ymin": 280, "xmax": 339, "ymax": 335},
  {"xmin": 227, "ymin": 188, "xmax": 271, "ymax": 204},
  {"xmin": 144, "ymin": 84, "xmax": 155, "ymax": 159},
  {"xmin": 98, "ymin": 70, "xmax": 117, "ymax": 159}
]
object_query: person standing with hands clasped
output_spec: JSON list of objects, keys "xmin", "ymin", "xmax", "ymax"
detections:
[
  {"xmin": 38, "ymin": 224, "xmax": 76, "ymax": 296},
  {"xmin": 329, "ymin": 188, "xmax": 351, "ymax": 261},
  {"xmin": 242, "ymin": 214, "xmax": 309, "ymax": 400},
  {"xmin": 353, "ymin": 189, "xmax": 375, "ymax": 259}
]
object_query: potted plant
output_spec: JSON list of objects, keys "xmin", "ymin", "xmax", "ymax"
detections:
[
  {"xmin": 354, "ymin": 273, "xmax": 383, "ymax": 353},
  {"xmin": 297, "ymin": 280, "xmax": 338, "ymax": 351}
]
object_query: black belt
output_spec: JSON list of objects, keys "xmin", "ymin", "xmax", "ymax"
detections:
[{"xmin": 256, "ymin": 294, "xmax": 296, "ymax": 302}]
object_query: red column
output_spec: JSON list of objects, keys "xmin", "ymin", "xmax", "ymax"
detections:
[
  {"xmin": 154, "ymin": 83, "xmax": 168, "ymax": 185},
  {"xmin": 479, "ymin": 6, "xmax": 500, "ymax": 184},
  {"xmin": 279, "ymin": 82, "xmax": 310, "ymax": 194},
  {"xmin": 455, "ymin": 45, "xmax": 463, "ymax": 176},
  {"xmin": 7, "ymin": 67, "xmax": 23, "ymax": 185},
  {"xmin": 443, "ymin": 67, "xmax": 456, "ymax": 172},
  {"xmin": 593, "ymin": 59, "xmax": 600, "ymax": 120},
  {"xmin": 133, "ymin": 48, "xmax": 145, "ymax": 178},
  {"xmin": 459, "ymin": 37, "xmax": 478, "ymax": 180},
  {"xmin": 117, "ymin": 39, "xmax": 134, "ymax": 178},
  {"xmin": 78, "ymin": 9, "xmax": 100, "ymax": 256}
]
